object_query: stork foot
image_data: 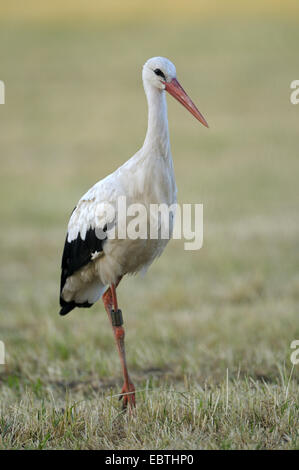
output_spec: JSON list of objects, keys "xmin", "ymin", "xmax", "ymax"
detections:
[{"xmin": 119, "ymin": 381, "xmax": 136, "ymax": 409}]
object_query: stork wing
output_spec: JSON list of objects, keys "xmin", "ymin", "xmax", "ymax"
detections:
[{"xmin": 59, "ymin": 174, "xmax": 120, "ymax": 304}]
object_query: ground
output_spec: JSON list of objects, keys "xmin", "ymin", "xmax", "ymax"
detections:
[{"xmin": 0, "ymin": 4, "xmax": 298, "ymax": 449}]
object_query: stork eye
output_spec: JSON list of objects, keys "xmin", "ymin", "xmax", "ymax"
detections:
[{"xmin": 154, "ymin": 68, "xmax": 166, "ymax": 80}]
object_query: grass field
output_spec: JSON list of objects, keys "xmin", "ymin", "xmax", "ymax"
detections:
[{"xmin": 0, "ymin": 3, "xmax": 299, "ymax": 449}]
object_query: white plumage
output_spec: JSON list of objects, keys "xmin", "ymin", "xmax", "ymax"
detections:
[
  {"xmin": 62, "ymin": 153, "xmax": 177, "ymax": 305},
  {"xmin": 60, "ymin": 57, "xmax": 208, "ymax": 315},
  {"xmin": 60, "ymin": 57, "xmax": 180, "ymax": 311}
]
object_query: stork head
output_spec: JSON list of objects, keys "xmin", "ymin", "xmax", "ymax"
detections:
[
  {"xmin": 143, "ymin": 57, "xmax": 177, "ymax": 91},
  {"xmin": 143, "ymin": 56, "xmax": 208, "ymax": 128}
]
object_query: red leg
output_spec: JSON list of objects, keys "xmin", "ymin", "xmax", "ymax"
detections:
[{"xmin": 102, "ymin": 279, "xmax": 135, "ymax": 409}]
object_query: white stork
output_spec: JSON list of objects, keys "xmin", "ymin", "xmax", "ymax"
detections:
[{"xmin": 59, "ymin": 57, "xmax": 208, "ymax": 408}]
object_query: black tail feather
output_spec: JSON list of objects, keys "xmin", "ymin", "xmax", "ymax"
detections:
[{"xmin": 59, "ymin": 300, "xmax": 93, "ymax": 316}]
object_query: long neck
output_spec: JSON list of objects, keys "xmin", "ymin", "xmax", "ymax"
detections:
[{"xmin": 143, "ymin": 83, "xmax": 170, "ymax": 157}]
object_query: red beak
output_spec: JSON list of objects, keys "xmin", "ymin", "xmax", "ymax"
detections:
[{"xmin": 165, "ymin": 78, "xmax": 209, "ymax": 128}]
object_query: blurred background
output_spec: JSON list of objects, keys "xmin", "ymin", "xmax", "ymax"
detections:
[{"xmin": 0, "ymin": 0, "xmax": 298, "ymax": 449}]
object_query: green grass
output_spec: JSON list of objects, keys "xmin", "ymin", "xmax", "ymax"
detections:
[{"xmin": 0, "ymin": 13, "xmax": 298, "ymax": 449}]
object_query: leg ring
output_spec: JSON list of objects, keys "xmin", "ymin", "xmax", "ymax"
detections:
[{"xmin": 111, "ymin": 309, "xmax": 123, "ymax": 327}]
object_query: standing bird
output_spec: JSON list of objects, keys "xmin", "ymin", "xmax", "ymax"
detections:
[{"xmin": 59, "ymin": 57, "xmax": 208, "ymax": 408}]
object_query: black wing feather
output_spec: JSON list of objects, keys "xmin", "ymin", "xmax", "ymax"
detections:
[{"xmin": 59, "ymin": 219, "xmax": 107, "ymax": 315}]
